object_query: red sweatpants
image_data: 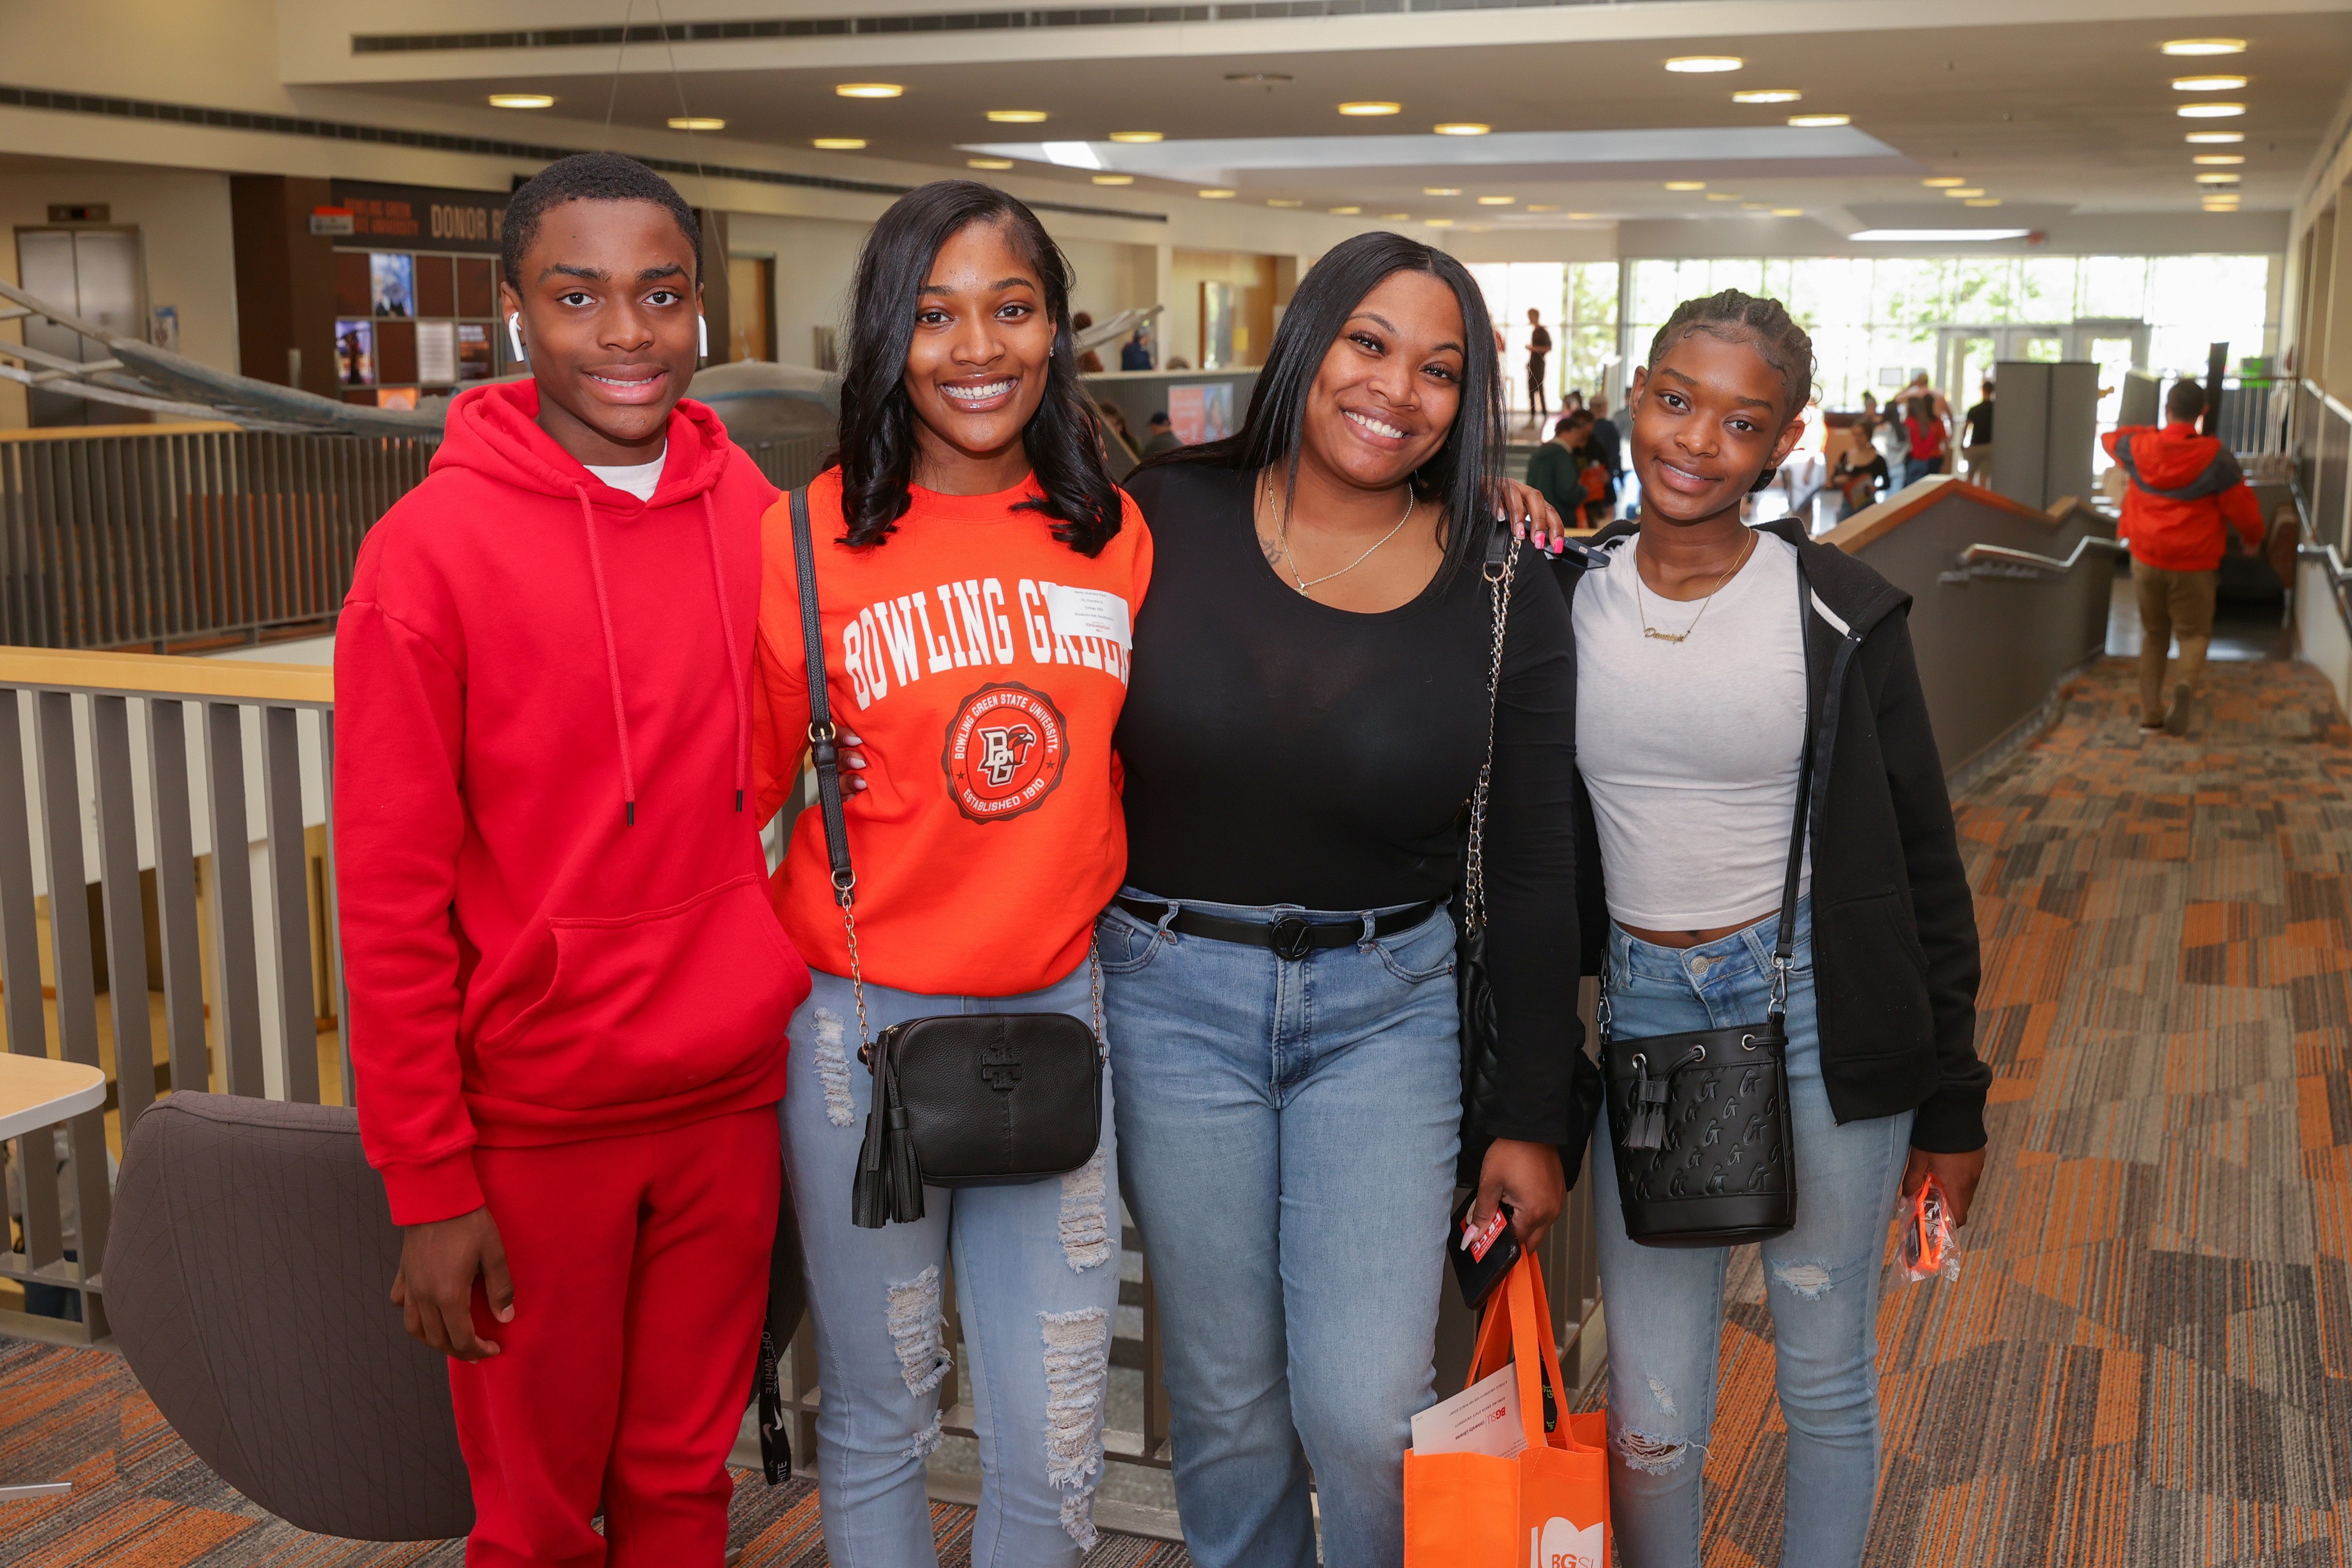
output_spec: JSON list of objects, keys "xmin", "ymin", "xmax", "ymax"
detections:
[{"xmin": 449, "ymin": 1106, "xmax": 780, "ymax": 1567}]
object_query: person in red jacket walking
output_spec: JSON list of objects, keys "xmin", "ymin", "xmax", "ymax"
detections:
[
  {"xmin": 2103, "ymin": 378, "xmax": 2264, "ymax": 735},
  {"xmin": 334, "ymin": 153, "xmax": 809, "ymax": 1566}
]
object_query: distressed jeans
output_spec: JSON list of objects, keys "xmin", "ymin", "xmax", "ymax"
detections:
[
  {"xmin": 782, "ymin": 963, "xmax": 1120, "ymax": 1568},
  {"xmin": 1591, "ymin": 901, "xmax": 1914, "ymax": 1568},
  {"xmin": 1099, "ymin": 892, "xmax": 1461, "ymax": 1568}
]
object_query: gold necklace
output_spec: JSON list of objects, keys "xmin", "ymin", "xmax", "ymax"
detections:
[
  {"xmin": 1635, "ymin": 529, "xmax": 1757, "ymax": 643},
  {"xmin": 1264, "ymin": 477, "xmax": 1417, "ymax": 595}
]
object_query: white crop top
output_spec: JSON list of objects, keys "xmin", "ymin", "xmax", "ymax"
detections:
[{"xmin": 1572, "ymin": 530, "xmax": 1811, "ymax": 931}]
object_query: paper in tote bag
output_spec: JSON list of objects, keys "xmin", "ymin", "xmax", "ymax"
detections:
[{"xmin": 1403, "ymin": 1252, "xmax": 1609, "ymax": 1567}]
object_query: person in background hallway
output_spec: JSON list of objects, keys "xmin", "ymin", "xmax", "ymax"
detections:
[
  {"xmin": 1961, "ymin": 379, "xmax": 1994, "ymax": 484},
  {"xmin": 2105, "ymin": 377, "xmax": 2264, "ymax": 736},
  {"xmin": 1526, "ymin": 306, "xmax": 1553, "ymax": 427},
  {"xmin": 1107, "ymin": 230, "xmax": 1593, "ymax": 1568},
  {"xmin": 1831, "ymin": 426, "xmax": 1889, "ymax": 520},
  {"xmin": 751, "ymin": 181, "xmax": 1147, "ymax": 1566},
  {"xmin": 1073, "ymin": 311, "xmax": 1105, "ymax": 372},
  {"xmin": 1588, "ymin": 391, "xmax": 1624, "ymax": 487},
  {"xmin": 1869, "ymin": 391, "xmax": 1909, "ymax": 480},
  {"xmin": 1557, "ymin": 290, "xmax": 1987, "ymax": 1568},
  {"xmin": 1528, "ymin": 408, "xmax": 1605, "ymax": 526},
  {"xmin": 334, "ymin": 153, "xmax": 806, "ymax": 1567},
  {"xmin": 1141, "ymin": 409, "xmax": 1182, "ymax": 457},
  {"xmin": 1902, "ymin": 393, "xmax": 1947, "ymax": 487},
  {"xmin": 1121, "ymin": 330, "xmax": 1154, "ymax": 371},
  {"xmin": 1904, "ymin": 371, "xmax": 1951, "ymax": 437}
]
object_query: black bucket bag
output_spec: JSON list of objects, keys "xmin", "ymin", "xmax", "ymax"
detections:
[
  {"xmin": 786, "ymin": 489, "xmax": 1105, "ymax": 1233},
  {"xmin": 1598, "ymin": 555, "xmax": 1815, "ymax": 1248}
]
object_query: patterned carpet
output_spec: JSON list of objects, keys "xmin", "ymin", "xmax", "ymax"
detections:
[
  {"xmin": 0, "ymin": 1335, "xmax": 1187, "ymax": 1566},
  {"xmin": 1695, "ymin": 655, "xmax": 2352, "ymax": 1567}
]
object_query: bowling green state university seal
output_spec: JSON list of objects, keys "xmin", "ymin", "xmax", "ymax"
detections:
[{"xmin": 940, "ymin": 682, "xmax": 1069, "ymax": 824}]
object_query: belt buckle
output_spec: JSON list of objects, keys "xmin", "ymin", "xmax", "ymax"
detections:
[{"xmin": 1269, "ymin": 914, "xmax": 1315, "ymax": 962}]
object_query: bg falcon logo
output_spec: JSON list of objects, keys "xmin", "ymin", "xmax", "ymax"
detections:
[{"xmin": 942, "ymin": 682, "xmax": 1068, "ymax": 823}]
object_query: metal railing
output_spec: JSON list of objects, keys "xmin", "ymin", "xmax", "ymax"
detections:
[
  {"xmin": 0, "ymin": 427, "xmax": 435, "ymax": 650},
  {"xmin": 742, "ymin": 433, "xmax": 831, "ymax": 494},
  {"xmin": 1940, "ymin": 533, "xmax": 2128, "ymax": 584}
]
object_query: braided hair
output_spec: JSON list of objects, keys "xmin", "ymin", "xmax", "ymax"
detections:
[{"xmin": 1645, "ymin": 289, "xmax": 1815, "ymax": 421}]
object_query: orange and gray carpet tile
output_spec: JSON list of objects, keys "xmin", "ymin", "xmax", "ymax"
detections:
[
  {"xmin": 0, "ymin": 1334, "xmax": 1189, "ymax": 1566},
  {"xmin": 1697, "ymin": 656, "xmax": 2352, "ymax": 1567}
]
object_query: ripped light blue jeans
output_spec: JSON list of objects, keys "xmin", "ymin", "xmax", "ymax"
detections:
[
  {"xmin": 783, "ymin": 963, "xmax": 1120, "ymax": 1568},
  {"xmin": 1591, "ymin": 900, "xmax": 1913, "ymax": 1568}
]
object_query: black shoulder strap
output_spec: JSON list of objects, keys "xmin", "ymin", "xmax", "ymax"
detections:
[
  {"xmin": 1771, "ymin": 549, "xmax": 1818, "ymax": 995},
  {"xmin": 789, "ymin": 489, "xmax": 857, "ymax": 902}
]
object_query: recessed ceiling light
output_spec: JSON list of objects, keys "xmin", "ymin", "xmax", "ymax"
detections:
[
  {"xmin": 987, "ymin": 109, "xmax": 1048, "ymax": 123},
  {"xmin": 814, "ymin": 138, "xmax": 867, "ymax": 150},
  {"xmin": 1964, "ymin": 198, "xmax": 2003, "ymax": 206},
  {"xmin": 2165, "ymin": 38, "xmax": 2246, "ymax": 55},
  {"xmin": 1339, "ymin": 101, "xmax": 1402, "ymax": 115},
  {"xmin": 968, "ymin": 157, "xmax": 1015, "ymax": 170},
  {"xmin": 488, "ymin": 93, "xmax": 554, "ymax": 109},
  {"xmin": 2186, "ymin": 130, "xmax": 2245, "ymax": 143},
  {"xmin": 1923, "ymin": 176, "xmax": 1969, "ymax": 187},
  {"xmin": 1424, "ymin": 186, "xmax": 1462, "ymax": 195},
  {"xmin": 1789, "ymin": 113, "xmax": 1850, "ymax": 127},
  {"xmin": 835, "ymin": 83, "xmax": 902, "ymax": 98},
  {"xmin": 1772, "ymin": 208, "xmax": 1804, "ymax": 216},
  {"xmin": 1329, "ymin": 206, "xmax": 1362, "ymax": 214},
  {"xmin": 668, "ymin": 116, "xmax": 725, "ymax": 131},
  {"xmin": 2195, "ymin": 172, "xmax": 2241, "ymax": 184},
  {"xmin": 1664, "ymin": 180, "xmax": 1706, "ymax": 191},
  {"xmin": 1199, "ymin": 188, "xmax": 1237, "ymax": 198},
  {"xmin": 1732, "ymin": 89, "xmax": 1801, "ymax": 104},
  {"xmin": 1267, "ymin": 197, "xmax": 1304, "ymax": 207},
  {"xmin": 2173, "ymin": 74, "xmax": 2248, "ymax": 91},
  {"xmin": 1434, "ymin": 123, "xmax": 1490, "ymax": 136},
  {"xmin": 1705, "ymin": 192, "xmax": 1741, "ymax": 201},
  {"xmin": 1742, "ymin": 202, "xmax": 1770, "ymax": 209},
  {"xmin": 1093, "ymin": 173, "xmax": 1134, "ymax": 185},
  {"xmin": 1665, "ymin": 56, "xmax": 1743, "ymax": 72},
  {"xmin": 2179, "ymin": 102, "xmax": 2247, "ymax": 118},
  {"xmin": 1567, "ymin": 211, "xmax": 1599, "ymax": 219},
  {"xmin": 1526, "ymin": 203, "xmax": 1560, "ymax": 212},
  {"xmin": 1382, "ymin": 212, "xmax": 1412, "ymax": 220},
  {"xmin": 1477, "ymin": 195, "xmax": 1515, "ymax": 205},
  {"xmin": 1943, "ymin": 187, "xmax": 1987, "ymax": 197},
  {"xmin": 1108, "ymin": 130, "xmax": 1163, "ymax": 142},
  {"xmin": 2204, "ymin": 197, "xmax": 2242, "ymax": 208},
  {"xmin": 1850, "ymin": 228, "xmax": 2030, "ymax": 241},
  {"xmin": 2195, "ymin": 154, "xmax": 2246, "ymax": 165},
  {"xmin": 1425, "ymin": 217, "xmax": 1455, "ymax": 227}
]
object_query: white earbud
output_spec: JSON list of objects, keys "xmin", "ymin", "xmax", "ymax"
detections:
[
  {"xmin": 507, "ymin": 312, "xmax": 525, "ymax": 361},
  {"xmin": 697, "ymin": 314, "xmax": 709, "ymax": 360}
]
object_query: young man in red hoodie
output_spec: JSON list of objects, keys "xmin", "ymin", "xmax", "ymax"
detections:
[
  {"xmin": 334, "ymin": 153, "xmax": 809, "ymax": 1565},
  {"xmin": 2103, "ymin": 377, "xmax": 2264, "ymax": 736}
]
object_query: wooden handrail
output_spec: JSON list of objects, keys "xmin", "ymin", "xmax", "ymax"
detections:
[
  {"xmin": 0, "ymin": 421, "xmax": 240, "ymax": 443},
  {"xmin": 1823, "ymin": 473, "xmax": 2106, "ymax": 554},
  {"xmin": 0, "ymin": 645, "xmax": 333, "ymax": 706}
]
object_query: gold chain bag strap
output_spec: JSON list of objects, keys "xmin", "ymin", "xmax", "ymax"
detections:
[
  {"xmin": 1453, "ymin": 521, "xmax": 1517, "ymax": 1184},
  {"xmin": 788, "ymin": 489, "xmax": 1105, "ymax": 1230}
]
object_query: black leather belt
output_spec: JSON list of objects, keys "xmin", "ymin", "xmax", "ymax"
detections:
[{"xmin": 1114, "ymin": 896, "xmax": 1442, "ymax": 963}]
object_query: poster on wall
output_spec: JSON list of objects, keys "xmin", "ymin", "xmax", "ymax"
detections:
[
  {"xmin": 371, "ymin": 254, "xmax": 416, "ymax": 317},
  {"xmin": 336, "ymin": 321, "xmax": 374, "ymax": 386},
  {"xmin": 457, "ymin": 323, "xmax": 494, "ymax": 380},
  {"xmin": 1168, "ymin": 382, "xmax": 1232, "ymax": 447},
  {"xmin": 416, "ymin": 320, "xmax": 459, "ymax": 385}
]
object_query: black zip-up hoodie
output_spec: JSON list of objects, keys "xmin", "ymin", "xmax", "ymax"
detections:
[{"xmin": 1554, "ymin": 518, "xmax": 1990, "ymax": 1153}]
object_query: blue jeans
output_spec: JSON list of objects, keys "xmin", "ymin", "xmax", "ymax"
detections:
[
  {"xmin": 1591, "ymin": 900, "xmax": 1914, "ymax": 1568},
  {"xmin": 1099, "ymin": 891, "xmax": 1461, "ymax": 1568},
  {"xmin": 783, "ymin": 963, "xmax": 1120, "ymax": 1568}
]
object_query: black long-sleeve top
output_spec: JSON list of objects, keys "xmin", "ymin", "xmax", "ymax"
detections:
[{"xmin": 1115, "ymin": 461, "xmax": 1583, "ymax": 1144}]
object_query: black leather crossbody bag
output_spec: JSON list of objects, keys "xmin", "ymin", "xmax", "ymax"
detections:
[
  {"xmin": 1453, "ymin": 522, "xmax": 1517, "ymax": 1184},
  {"xmin": 787, "ymin": 489, "xmax": 1104, "ymax": 1231},
  {"xmin": 1598, "ymin": 552, "xmax": 1815, "ymax": 1248}
]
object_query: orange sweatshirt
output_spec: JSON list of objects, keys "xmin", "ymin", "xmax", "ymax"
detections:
[{"xmin": 753, "ymin": 468, "xmax": 1152, "ymax": 997}]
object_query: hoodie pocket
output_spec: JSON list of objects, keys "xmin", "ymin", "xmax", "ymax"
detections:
[
  {"xmin": 1814, "ymin": 889, "xmax": 1934, "ymax": 1052},
  {"xmin": 483, "ymin": 874, "xmax": 799, "ymax": 1110}
]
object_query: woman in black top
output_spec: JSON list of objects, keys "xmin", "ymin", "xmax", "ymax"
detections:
[{"xmin": 1102, "ymin": 233, "xmax": 1593, "ymax": 1568}]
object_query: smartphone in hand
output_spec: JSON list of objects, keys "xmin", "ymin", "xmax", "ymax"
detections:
[{"xmin": 1449, "ymin": 1191, "xmax": 1522, "ymax": 1310}]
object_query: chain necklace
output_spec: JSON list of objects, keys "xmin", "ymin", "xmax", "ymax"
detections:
[
  {"xmin": 1635, "ymin": 528, "xmax": 1757, "ymax": 643},
  {"xmin": 1262, "ymin": 475, "xmax": 1417, "ymax": 595}
]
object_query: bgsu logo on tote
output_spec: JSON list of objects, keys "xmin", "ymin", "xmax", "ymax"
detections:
[
  {"xmin": 1532, "ymin": 1519, "xmax": 1604, "ymax": 1568},
  {"xmin": 941, "ymin": 683, "xmax": 1068, "ymax": 823}
]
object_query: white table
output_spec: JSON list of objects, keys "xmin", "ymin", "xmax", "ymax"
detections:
[{"xmin": 0, "ymin": 1055, "xmax": 105, "ymax": 1142}]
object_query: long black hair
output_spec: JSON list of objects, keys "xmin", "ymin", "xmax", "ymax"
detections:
[
  {"xmin": 1142, "ymin": 230, "xmax": 1504, "ymax": 589},
  {"xmin": 832, "ymin": 180, "xmax": 1122, "ymax": 554}
]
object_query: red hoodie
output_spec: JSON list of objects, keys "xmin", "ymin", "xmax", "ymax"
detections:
[
  {"xmin": 335, "ymin": 381, "xmax": 810, "ymax": 1226},
  {"xmin": 2103, "ymin": 420, "xmax": 2264, "ymax": 573}
]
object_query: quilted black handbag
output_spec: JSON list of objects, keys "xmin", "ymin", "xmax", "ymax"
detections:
[
  {"xmin": 1598, "ymin": 554, "xmax": 1815, "ymax": 1248},
  {"xmin": 786, "ymin": 489, "xmax": 1104, "ymax": 1232}
]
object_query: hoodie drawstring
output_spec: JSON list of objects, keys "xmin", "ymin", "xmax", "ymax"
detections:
[
  {"xmin": 576, "ymin": 488, "xmax": 640, "ymax": 825},
  {"xmin": 701, "ymin": 492, "xmax": 750, "ymax": 812}
]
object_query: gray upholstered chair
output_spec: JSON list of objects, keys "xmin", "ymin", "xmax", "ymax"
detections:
[{"xmin": 102, "ymin": 1092, "xmax": 474, "ymax": 1541}]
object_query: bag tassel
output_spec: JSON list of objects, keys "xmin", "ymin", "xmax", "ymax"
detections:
[
  {"xmin": 1626, "ymin": 1057, "xmax": 1668, "ymax": 1151},
  {"xmin": 851, "ymin": 1046, "xmax": 927, "ymax": 1229}
]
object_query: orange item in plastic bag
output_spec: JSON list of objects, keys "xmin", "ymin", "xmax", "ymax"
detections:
[{"xmin": 1403, "ymin": 1252, "xmax": 1610, "ymax": 1567}]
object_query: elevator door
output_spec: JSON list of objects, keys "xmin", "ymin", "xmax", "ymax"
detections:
[{"xmin": 15, "ymin": 227, "xmax": 148, "ymax": 427}]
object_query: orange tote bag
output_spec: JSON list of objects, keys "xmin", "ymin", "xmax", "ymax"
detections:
[{"xmin": 1403, "ymin": 1253, "xmax": 1610, "ymax": 1568}]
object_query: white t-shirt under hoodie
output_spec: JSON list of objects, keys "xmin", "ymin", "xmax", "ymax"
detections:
[
  {"xmin": 1573, "ymin": 529, "xmax": 1811, "ymax": 931},
  {"xmin": 586, "ymin": 447, "xmax": 666, "ymax": 502}
]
